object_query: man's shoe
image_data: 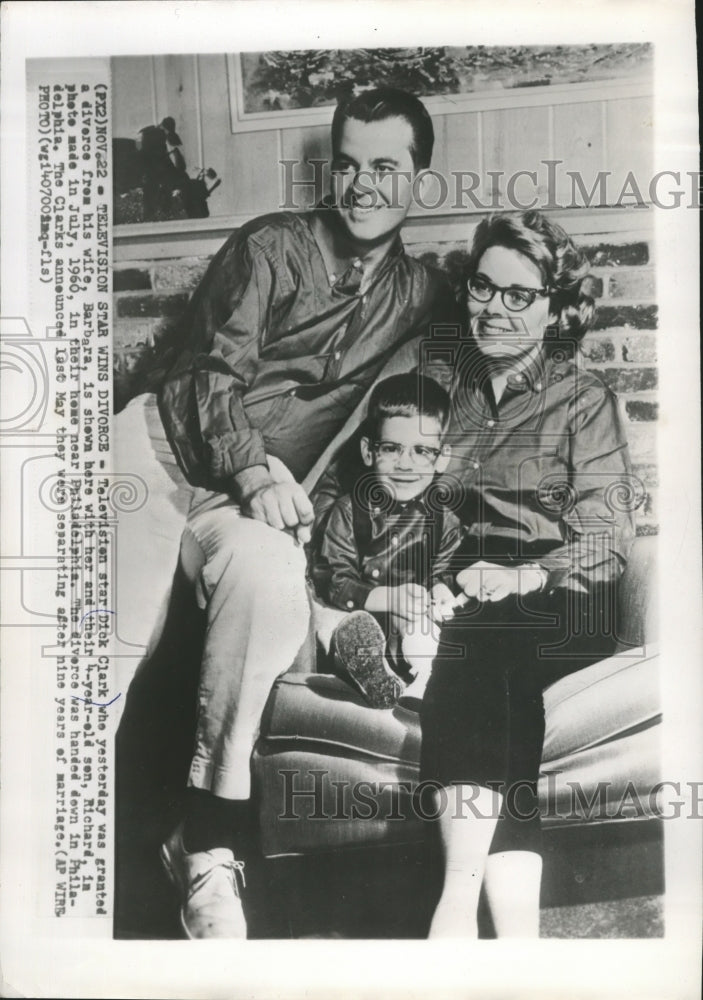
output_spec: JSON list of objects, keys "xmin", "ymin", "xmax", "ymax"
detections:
[
  {"xmin": 160, "ymin": 823, "xmax": 247, "ymax": 939},
  {"xmin": 333, "ymin": 611, "xmax": 403, "ymax": 709}
]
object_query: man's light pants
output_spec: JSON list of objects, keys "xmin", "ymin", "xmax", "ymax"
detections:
[{"xmin": 115, "ymin": 394, "xmax": 310, "ymax": 800}]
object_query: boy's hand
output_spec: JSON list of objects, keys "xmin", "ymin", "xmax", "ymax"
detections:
[
  {"xmin": 364, "ymin": 583, "xmax": 430, "ymax": 623},
  {"xmin": 390, "ymin": 583, "xmax": 431, "ymax": 623},
  {"xmin": 455, "ymin": 560, "xmax": 545, "ymax": 602},
  {"xmin": 430, "ymin": 582, "xmax": 455, "ymax": 621}
]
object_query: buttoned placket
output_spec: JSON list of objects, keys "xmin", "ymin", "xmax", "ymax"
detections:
[
  {"xmin": 463, "ymin": 366, "xmax": 554, "ymax": 506},
  {"xmin": 470, "ymin": 378, "xmax": 498, "ymax": 472},
  {"xmin": 324, "ymin": 258, "xmax": 396, "ymax": 381},
  {"xmin": 305, "ymin": 212, "xmax": 403, "ymax": 382},
  {"xmin": 362, "ymin": 512, "xmax": 420, "ymax": 587},
  {"xmin": 325, "ymin": 308, "xmax": 360, "ymax": 380},
  {"xmin": 456, "ymin": 372, "xmax": 530, "ymax": 482}
]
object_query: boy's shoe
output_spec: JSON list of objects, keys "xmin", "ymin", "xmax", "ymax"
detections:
[
  {"xmin": 333, "ymin": 611, "xmax": 403, "ymax": 709},
  {"xmin": 160, "ymin": 823, "xmax": 247, "ymax": 939}
]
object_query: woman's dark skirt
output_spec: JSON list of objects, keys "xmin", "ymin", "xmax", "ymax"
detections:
[{"xmin": 419, "ymin": 584, "xmax": 619, "ymax": 854}]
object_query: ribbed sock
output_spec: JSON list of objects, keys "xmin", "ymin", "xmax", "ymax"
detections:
[{"xmin": 182, "ymin": 788, "xmax": 251, "ymax": 854}]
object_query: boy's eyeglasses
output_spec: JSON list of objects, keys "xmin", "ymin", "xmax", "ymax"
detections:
[
  {"xmin": 372, "ymin": 441, "xmax": 441, "ymax": 468},
  {"xmin": 467, "ymin": 274, "xmax": 550, "ymax": 313}
]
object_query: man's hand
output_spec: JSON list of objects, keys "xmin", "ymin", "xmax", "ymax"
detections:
[
  {"xmin": 455, "ymin": 560, "xmax": 546, "ymax": 603},
  {"xmin": 235, "ymin": 465, "xmax": 314, "ymax": 543}
]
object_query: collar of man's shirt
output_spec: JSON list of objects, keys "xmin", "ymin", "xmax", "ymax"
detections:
[{"xmin": 308, "ymin": 204, "xmax": 404, "ymax": 294}]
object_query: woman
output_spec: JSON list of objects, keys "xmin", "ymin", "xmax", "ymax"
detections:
[{"xmin": 420, "ymin": 211, "xmax": 635, "ymax": 938}]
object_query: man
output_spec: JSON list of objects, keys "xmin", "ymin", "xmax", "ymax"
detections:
[{"xmin": 118, "ymin": 87, "xmax": 458, "ymax": 939}]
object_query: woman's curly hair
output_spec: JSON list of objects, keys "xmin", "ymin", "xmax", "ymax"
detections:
[{"xmin": 468, "ymin": 210, "xmax": 595, "ymax": 346}]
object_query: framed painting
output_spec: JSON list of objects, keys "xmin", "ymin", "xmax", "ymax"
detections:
[{"xmin": 227, "ymin": 44, "xmax": 653, "ymax": 132}]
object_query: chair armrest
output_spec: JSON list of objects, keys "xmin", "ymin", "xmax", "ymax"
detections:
[{"xmin": 616, "ymin": 535, "xmax": 658, "ymax": 650}]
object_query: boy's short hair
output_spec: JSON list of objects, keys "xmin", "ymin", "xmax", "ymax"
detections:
[
  {"xmin": 364, "ymin": 373, "xmax": 450, "ymax": 441},
  {"xmin": 332, "ymin": 87, "xmax": 434, "ymax": 171}
]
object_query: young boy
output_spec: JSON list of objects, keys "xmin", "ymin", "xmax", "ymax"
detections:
[{"xmin": 312, "ymin": 373, "xmax": 465, "ymax": 708}]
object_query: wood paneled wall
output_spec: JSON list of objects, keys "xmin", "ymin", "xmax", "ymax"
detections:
[{"xmin": 111, "ymin": 54, "xmax": 653, "ymax": 220}]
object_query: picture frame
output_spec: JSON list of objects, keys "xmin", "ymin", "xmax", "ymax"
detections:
[{"xmin": 226, "ymin": 45, "xmax": 653, "ymax": 133}]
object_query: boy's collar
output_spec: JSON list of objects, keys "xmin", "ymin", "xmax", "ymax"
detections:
[{"xmin": 365, "ymin": 479, "xmax": 434, "ymax": 525}]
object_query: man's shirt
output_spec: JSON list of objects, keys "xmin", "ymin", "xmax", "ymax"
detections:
[
  {"xmin": 158, "ymin": 211, "xmax": 457, "ymax": 487},
  {"xmin": 444, "ymin": 340, "xmax": 637, "ymax": 593}
]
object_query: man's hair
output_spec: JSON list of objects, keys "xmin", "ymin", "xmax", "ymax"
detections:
[
  {"xmin": 331, "ymin": 87, "xmax": 434, "ymax": 170},
  {"xmin": 468, "ymin": 210, "xmax": 596, "ymax": 344},
  {"xmin": 364, "ymin": 373, "xmax": 450, "ymax": 441}
]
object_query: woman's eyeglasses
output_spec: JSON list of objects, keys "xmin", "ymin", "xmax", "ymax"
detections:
[
  {"xmin": 467, "ymin": 274, "xmax": 550, "ymax": 313},
  {"xmin": 372, "ymin": 441, "xmax": 441, "ymax": 468}
]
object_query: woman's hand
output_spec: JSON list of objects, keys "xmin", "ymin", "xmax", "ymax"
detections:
[
  {"xmin": 456, "ymin": 560, "xmax": 547, "ymax": 602},
  {"xmin": 430, "ymin": 582, "xmax": 456, "ymax": 621}
]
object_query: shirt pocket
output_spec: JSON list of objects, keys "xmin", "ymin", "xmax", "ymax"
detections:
[{"xmin": 243, "ymin": 389, "xmax": 298, "ymax": 437}]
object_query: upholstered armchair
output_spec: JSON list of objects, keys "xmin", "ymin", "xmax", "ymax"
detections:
[{"xmin": 252, "ymin": 535, "xmax": 659, "ymax": 858}]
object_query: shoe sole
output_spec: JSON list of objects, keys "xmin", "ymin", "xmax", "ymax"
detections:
[{"xmin": 334, "ymin": 615, "xmax": 402, "ymax": 709}]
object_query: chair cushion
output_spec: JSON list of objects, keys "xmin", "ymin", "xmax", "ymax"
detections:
[
  {"xmin": 254, "ymin": 721, "xmax": 661, "ymax": 857},
  {"xmin": 538, "ymin": 725, "xmax": 661, "ymax": 824},
  {"xmin": 542, "ymin": 646, "xmax": 660, "ymax": 762},
  {"xmin": 254, "ymin": 651, "xmax": 661, "ymax": 856},
  {"xmin": 260, "ymin": 673, "xmax": 421, "ymax": 765},
  {"xmin": 260, "ymin": 648, "xmax": 659, "ymax": 773},
  {"xmin": 253, "ymin": 750, "xmax": 424, "ymax": 857}
]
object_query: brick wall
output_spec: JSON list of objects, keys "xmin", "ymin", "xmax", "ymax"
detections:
[{"xmin": 113, "ymin": 230, "xmax": 657, "ymax": 534}]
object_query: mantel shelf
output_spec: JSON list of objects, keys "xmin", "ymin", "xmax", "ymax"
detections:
[{"xmin": 114, "ymin": 207, "xmax": 653, "ymax": 263}]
